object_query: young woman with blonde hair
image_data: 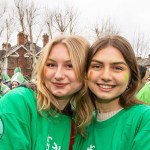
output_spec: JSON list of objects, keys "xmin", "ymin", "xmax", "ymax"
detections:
[{"xmin": 0, "ymin": 35, "xmax": 94, "ymax": 150}]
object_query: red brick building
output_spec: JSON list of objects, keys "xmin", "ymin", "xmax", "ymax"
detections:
[{"xmin": 0, "ymin": 32, "xmax": 49, "ymax": 79}]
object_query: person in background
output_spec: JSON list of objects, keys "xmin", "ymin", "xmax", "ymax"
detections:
[
  {"xmin": 0, "ymin": 64, "xmax": 10, "ymax": 98},
  {"xmin": 0, "ymin": 63, "xmax": 2, "ymax": 80},
  {"xmin": 2, "ymin": 72, "xmax": 11, "ymax": 88},
  {"xmin": 137, "ymin": 81, "xmax": 150, "ymax": 104},
  {"xmin": 136, "ymin": 65, "xmax": 149, "ymax": 92},
  {"xmin": 11, "ymin": 72, "xmax": 26, "ymax": 89},
  {"xmin": 0, "ymin": 63, "xmax": 2, "ymax": 98},
  {"xmin": 14, "ymin": 67, "xmax": 22, "ymax": 74},
  {"xmin": 74, "ymin": 34, "xmax": 150, "ymax": 150},
  {"xmin": 136, "ymin": 65, "xmax": 150, "ymax": 104},
  {"xmin": 0, "ymin": 83, "xmax": 10, "ymax": 98},
  {"xmin": 0, "ymin": 63, "xmax": 1, "ymax": 78},
  {"xmin": 0, "ymin": 35, "xmax": 93, "ymax": 150}
]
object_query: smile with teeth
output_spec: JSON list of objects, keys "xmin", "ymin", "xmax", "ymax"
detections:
[{"xmin": 97, "ymin": 84, "xmax": 115, "ymax": 89}]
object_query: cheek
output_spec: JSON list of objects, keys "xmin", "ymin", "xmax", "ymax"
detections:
[
  {"xmin": 43, "ymin": 67, "xmax": 48, "ymax": 83},
  {"xmin": 124, "ymin": 73, "xmax": 129, "ymax": 83},
  {"xmin": 88, "ymin": 70, "xmax": 93, "ymax": 80},
  {"xmin": 44, "ymin": 67, "xmax": 47, "ymax": 76},
  {"xmin": 117, "ymin": 73, "xmax": 130, "ymax": 87},
  {"xmin": 75, "ymin": 82, "xmax": 83, "ymax": 90}
]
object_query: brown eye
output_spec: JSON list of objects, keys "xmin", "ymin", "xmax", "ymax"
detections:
[
  {"xmin": 66, "ymin": 64, "xmax": 73, "ymax": 69},
  {"xmin": 46, "ymin": 63, "xmax": 56, "ymax": 68},
  {"xmin": 112, "ymin": 66, "xmax": 123, "ymax": 71},
  {"xmin": 90, "ymin": 63, "xmax": 102, "ymax": 70}
]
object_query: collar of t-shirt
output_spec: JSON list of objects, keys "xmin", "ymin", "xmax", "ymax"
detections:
[{"xmin": 97, "ymin": 108, "xmax": 123, "ymax": 121}]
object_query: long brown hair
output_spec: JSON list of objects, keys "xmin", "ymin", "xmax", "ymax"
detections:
[{"xmin": 87, "ymin": 34, "xmax": 144, "ymax": 108}]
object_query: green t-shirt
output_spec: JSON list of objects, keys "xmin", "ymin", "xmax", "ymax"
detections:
[
  {"xmin": 136, "ymin": 83, "xmax": 150, "ymax": 104},
  {"xmin": 0, "ymin": 87, "xmax": 72, "ymax": 150},
  {"xmin": 73, "ymin": 105, "xmax": 150, "ymax": 150}
]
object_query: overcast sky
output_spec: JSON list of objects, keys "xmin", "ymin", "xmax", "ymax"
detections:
[
  {"xmin": 35, "ymin": 0, "xmax": 150, "ymax": 37},
  {"xmin": 36, "ymin": 0, "xmax": 150, "ymax": 57},
  {"xmin": 2, "ymin": 0, "xmax": 150, "ymax": 57}
]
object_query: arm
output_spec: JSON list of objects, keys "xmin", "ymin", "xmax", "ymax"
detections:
[
  {"xmin": 131, "ymin": 107, "xmax": 150, "ymax": 150},
  {"xmin": 0, "ymin": 87, "xmax": 37, "ymax": 149}
]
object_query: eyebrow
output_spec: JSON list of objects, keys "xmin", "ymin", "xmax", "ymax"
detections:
[
  {"xmin": 91, "ymin": 59, "xmax": 128, "ymax": 66},
  {"xmin": 47, "ymin": 58, "xmax": 71, "ymax": 63}
]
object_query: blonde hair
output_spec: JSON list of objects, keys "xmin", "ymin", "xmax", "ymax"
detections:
[{"xmin": 34, "ymin": 35, "xmax": 94, "ymax": 136}]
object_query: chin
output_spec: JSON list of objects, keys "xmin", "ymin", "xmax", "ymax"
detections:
[{"xmin": 53, "ymin": 92, "xmax": 65, "ymax": 96}]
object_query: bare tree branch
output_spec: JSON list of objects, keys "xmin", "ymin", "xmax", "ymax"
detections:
[
  {"xmin": 53, "ymin": 5, "xmax": 79, "ymax": 35},
  {"xmin": 0, "ymin": 0, "xmax": 6, "ymax": 36},
  {"xmin": 133, "ymin": 32, "xmax": 149, "ymax": 58},
  {"xmin": 14, "ymin": 0, "xmax": 26, "ymax": 33},
  {"xmin": 44, "ymin": 8, "xmax": 55, "ymax": 39},
  {"xmin": 91, "ymin": 18, "xmax": 120, "ymax": 39}
]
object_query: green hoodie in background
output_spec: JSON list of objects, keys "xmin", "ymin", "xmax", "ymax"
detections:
[{"xmin": 136, "ymin": 82, "xmax": 150, "ymax": 104}]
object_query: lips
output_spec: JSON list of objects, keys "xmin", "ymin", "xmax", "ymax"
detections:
[
  {"xmin": 53, "ymin": 82, "xmax": 68, "ymax": 87},
  {"xmin": 96, "ymin": 83, "xmax": 116, "ymax": 91}
]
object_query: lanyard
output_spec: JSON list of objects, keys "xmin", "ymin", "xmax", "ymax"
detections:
[{"xmin": 69, "ymin": 120, "xmax": 75, "ymax": 150}]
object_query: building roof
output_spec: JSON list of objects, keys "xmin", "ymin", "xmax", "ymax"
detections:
[
  {"xmin": 137, "ymin": 56, "xmax": 150, "ymax": 66},
  {"xmin": 0, "ymin": 43, "xmax": 42, "ymax": 59}
]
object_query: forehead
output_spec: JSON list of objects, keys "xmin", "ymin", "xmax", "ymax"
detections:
[
  {"xmin": 93, "ymin": 46, "xmax": 126, "ymax": 63},
  {"xmin": 49, "ymin": 43, "xmax": 70, "ymax": 59},
  {"xmin": 51, "ymin": 43, "xmax": 68, "ymax": 53}
]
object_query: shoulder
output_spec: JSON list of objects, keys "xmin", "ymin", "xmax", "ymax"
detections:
[
  {"xmin": 129, "ymin": 104, "xmax": 150, "ymax": 112},
  {"xmin": 0, "ymin": 86, "xmax": 37, "ymax": 115},
  {"xmin": 0, "ymin": 86, "xmax": 36, "ymax": 103},
  {"xmin": 139, "ymin": 83, "xmax": 150, "ymax": 93},
  {"xmin": 127, "ymin": 104, "xmax": 150, "ymax": 120}
]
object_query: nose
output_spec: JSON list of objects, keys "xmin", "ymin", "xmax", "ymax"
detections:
[
  {"xmin": 54, "ymin": 67, "xmax": 65, "ymax": 80},
  {"xmin": 100, "ymin": 68, "xmax": 112, "ymax": 82}
]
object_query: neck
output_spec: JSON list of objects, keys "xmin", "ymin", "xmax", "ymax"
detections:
[
  {"xmin": 96, "ymin": 99, "xmax": 123, "ymax": 113},
  {"xmin": 54, "ymin": 94, "xmax": 73, "ymax": 110},
  {"xmin": 57, "ymin": 99, "xmax": 70, "ymax": 110}
]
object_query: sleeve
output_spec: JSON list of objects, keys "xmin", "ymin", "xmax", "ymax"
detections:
[
  {"xmin": 131, "ymin": 108, "xmax": 150, "ymax": 150},
  {"xmin": 136, "ymin": 84, "xmax": 150, "ymax": 104},
  {"xmin": 0, "ymin": 87, "xmax": 37, "ymax": 150}
]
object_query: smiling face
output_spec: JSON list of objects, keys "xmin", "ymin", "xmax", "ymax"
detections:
[
  {"xmin": 11, "ymin": 81, "xmax": 19, "ymax": 89},
  {"xmin": 88, "ymin": 46, "xmax": 130, "ymax": 104},
  {"xmin": 44, "ymin": 43, "xmax": 82, "ymax": 101}
]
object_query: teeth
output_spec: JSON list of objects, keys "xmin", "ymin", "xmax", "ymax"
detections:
[{"xmin": 99, "ymin": 85, "xmax": 112, "ymax": 88}]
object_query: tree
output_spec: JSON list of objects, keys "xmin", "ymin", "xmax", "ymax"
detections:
[
  {"xmin": 14, "ymin": 0, "xmax": 41, "ymax": 55},
  {"xmin": 43, "ymin": 8, "xmax": 55, "ymax": 40},
  {"xmin": 0, "ymin": 0, "xmax": 6, "ymax": 37},
  {"xmin": 4, "ymin": 15, "xmax": 15, "ymax": 45},
  {"xmin": 13, "ymin": 0, "xmax": 42, "ymax": 77},
  {"xmin": 91, "ymin": 18, "xmax": 120, "ymax": 40},
  {"xmin": 67, "ymin": 6, "xmax": 78, "ymax": 34},
  {"xmin": 132, "ymin": 32, "xmax": 149, "ymax": 58},
  {"xmin": 1, "ymin": 6, "xmax": 15, "ymax": 73},
  {"xmin": 53, "ymin": 5, "xmax": 79, "ymax": 35},
  {"xmin": 14, "ymin": 0, "xmax": 26, "ymax": 33}
]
